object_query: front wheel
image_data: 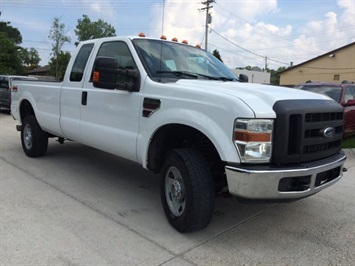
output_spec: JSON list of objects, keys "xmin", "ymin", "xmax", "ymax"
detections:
[
  {"xmin": 160, "ymin": 149, "xmax": 215, "ymax": 232},
  {"xmin": 21, "ymin": 115, "xmax": 48, "ymax": 157}
]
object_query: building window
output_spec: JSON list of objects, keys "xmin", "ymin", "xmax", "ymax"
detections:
[{"xmin": 333, "ymin": 74, "xmax": 340, "ymax": 81}]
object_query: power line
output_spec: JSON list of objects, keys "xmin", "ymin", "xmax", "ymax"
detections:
[
  {"xmin": 210, "ymin": 28, "xmax": 290, "ymax": 66},
  {"xmin": 209, "ymin": 42, "xmax": 263, "ymax": 62}
]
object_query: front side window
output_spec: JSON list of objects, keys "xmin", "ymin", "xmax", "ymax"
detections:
[
  {"xmin": 70, "ymin": 43, "xmax": 94, "ymax": 82},
  {"xmin": 95, "ymin": 41, "xmax": 138, "ymax": 88},
  {"xmin": 97, "ymin": 41, "xmax": 137, "ymax": 70},
  {"xmin": 132, "ymin": 39, "xmax": 237, "ymax": 82},
  {"xmin": 344, "ymin": 86, "xmax": 355, "ymax": 103}
]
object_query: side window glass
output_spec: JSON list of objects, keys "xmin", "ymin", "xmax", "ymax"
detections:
[
  {"xmin": 70, "ymin": 43, "xmax": 94, "ymax": 82},
  {"xmin": 350, "ymin": 87, "xmax": 355, "ymax": 101},
  {"xmin": 96, "ymin": 41, "xmax": 137, "ymax": 88},
  {"xmin": 0, "ymin": 77, "xmax": 9, "ymax": 89},
  {"xmin": 344, "ymin": 87, "xmax": 355, "ymax": 102},
  {"xmin": 97, "ymin": 41, "xmax": 137, "ymax": 70}
]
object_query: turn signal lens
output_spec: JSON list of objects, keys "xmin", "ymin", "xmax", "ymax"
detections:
[{"xmin": 235, "ymin": 131, "xmax": 271, "ymax": 142}]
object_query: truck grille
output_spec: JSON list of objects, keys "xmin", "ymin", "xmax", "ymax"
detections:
[{"xmin": 272, "ymin": 100, "xmax": 344, "ymax": 165}]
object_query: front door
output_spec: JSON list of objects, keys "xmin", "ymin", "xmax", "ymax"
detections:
[{"xmin": 79, "ymin": 41, "xmax": 142, "ymax": 162}]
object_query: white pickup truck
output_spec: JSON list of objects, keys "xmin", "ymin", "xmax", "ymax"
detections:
[{"xmin": 11, "ymin": 36, "xmax": 347, "ymax": 232}]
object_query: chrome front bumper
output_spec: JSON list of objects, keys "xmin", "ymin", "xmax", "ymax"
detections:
[{"xmin": 225, "ymin": 151, "xmax": 347, "ymax": 200}]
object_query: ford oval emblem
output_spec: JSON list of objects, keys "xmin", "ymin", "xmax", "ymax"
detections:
[{"xmin": 323, "ymin": 127, "xmax": 335, "ymax": 138}]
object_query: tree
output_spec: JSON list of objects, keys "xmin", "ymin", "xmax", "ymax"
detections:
[
  {"xmin": 48, "ymin": 17, "xmax": 71, "ymax": 80},
  {"xmin": 0, "ymin": 21, "xmax": 41, "ymax": 74},
  {"xmin": 212, "ymin": 49, "xmax": 223, "ymax": 62},
  {"xmin": 19, "ymin": 48, "xmax": 41, "ymax": 71},
  {"xmin": 0, "ymin": 21, "xmax": 24, "ymax": 74},
  {"xmin": 269, "ymin": 66, "xmax": 286, "ymax": 85},
  {"xmin": 74, "ymin": 14, "xmax": 116, "ymax": 45},
  {"xmin": 0, "ymin": 32, "xmax": 22, "ymax": 74},
  {"xmin": 48, "ymin": 51, "xmax": 71, "ymax": 81},
  {"xmin": 0, "ymin": 21, "xmax": 22, "ymax": 44}
]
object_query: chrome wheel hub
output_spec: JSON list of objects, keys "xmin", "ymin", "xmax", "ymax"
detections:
[
  {"xmin": 165, "ymin": 166, "xmax": 186, "ymax": 217},
  {"xmin": 23, "ymin": 124, "xmax": 33, "ymax": 150}
]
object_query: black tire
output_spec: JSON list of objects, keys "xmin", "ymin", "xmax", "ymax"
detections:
[
  {"xmin": 160, "ymin": 149, "xmax": 215, "ymax": 232},
  {"xmin": 21, "ymin": 115, "xmax": 48, "ymax": 157}
]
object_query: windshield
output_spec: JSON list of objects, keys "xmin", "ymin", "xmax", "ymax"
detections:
[
  {"xmin": 299, "ymin": 85, "xmax": 342, "ymax": 103},
  {"xmin": 132, "ymin": 39, "xmax": 237, "ymax": 82}
]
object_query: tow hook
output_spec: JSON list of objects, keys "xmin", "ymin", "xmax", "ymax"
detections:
[
  {"xmin": 343, "ymin": 167, "xmax": 348, "ymax": 172},
  {"xmin": 16, "ymin": 125, "xmax": 22, "ymax": 132}
]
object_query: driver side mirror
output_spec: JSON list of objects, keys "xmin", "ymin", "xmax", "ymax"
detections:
[
  {"xmin": 92, "ymin": 57, "xmax": 118, "ymax": 90},
  {"xmin": 239, "ymin": 74, "xmax": 249, "ymax": 83},
  {"xmin": 92, "ymin": 56, "xmax": 140, "ymax": 92}
]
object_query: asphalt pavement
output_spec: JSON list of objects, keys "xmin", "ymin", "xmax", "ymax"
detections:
[{"xmin": 0, "ymin": 111, "xmax": 354, "ymax": 265}]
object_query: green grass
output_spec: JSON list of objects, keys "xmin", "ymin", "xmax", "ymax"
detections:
[{"xmin": 342, "ymin": 136, "xmax": 355, "ymax": 149}]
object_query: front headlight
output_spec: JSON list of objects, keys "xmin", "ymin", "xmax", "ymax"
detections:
[{"xmin": 233, "ymin": 119, "xmax": 273, "ymax": 163}]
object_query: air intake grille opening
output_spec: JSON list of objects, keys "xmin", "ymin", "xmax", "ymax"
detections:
[
  {"xmin": 315, "ymin": 166, "xmax": 341, "ymax": 187},
  {"xmin": 279, "ymin": 175, "xmax": 311, "ymax": 192},
  {"xmin": 272, "ymin": 100, "xmax": 344, "ymax": 165}
]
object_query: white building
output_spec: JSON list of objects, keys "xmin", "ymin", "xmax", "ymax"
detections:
[{"xmin": 232, "ymin": 69, "xmax": 271, "ymax": 84}]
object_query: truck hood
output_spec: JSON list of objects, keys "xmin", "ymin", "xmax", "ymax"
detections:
[{"xmin": 174, "ymin": 80, "xmax": 331, "ymax": 118}]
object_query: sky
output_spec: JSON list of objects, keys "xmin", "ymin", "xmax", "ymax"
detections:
[{"xmin": 1, "ymin": 0, "xmax": 354, "ymax": 70}]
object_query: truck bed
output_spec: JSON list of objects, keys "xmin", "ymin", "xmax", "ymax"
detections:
[{"xmin": 11, "ymin": 79, "xmax": 64, "ymax": 137}]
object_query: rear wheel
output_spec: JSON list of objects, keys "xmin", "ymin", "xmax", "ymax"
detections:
[
  {"xmin": 161, "ymin": 149, "xmax": 215, "ymax": 232},
  {"xmin": 21, "ymin": 115, "xmax": 48, "ymax": 157}
]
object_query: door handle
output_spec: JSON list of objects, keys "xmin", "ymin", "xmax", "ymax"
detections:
[{"xmin": 82, "ymin": 91, "xmax": 88, "ymax": 106}]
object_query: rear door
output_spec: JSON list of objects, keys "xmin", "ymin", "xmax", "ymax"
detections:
[
  {"xmin": 60, "ymin": 43, "xmax": 95, "ymax": 140},
  {"xmin": 79, "ymin": 40, "xmax": 142, "ymax": 162}
]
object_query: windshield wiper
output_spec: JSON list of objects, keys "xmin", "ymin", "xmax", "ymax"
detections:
[
  {"xmin": 156, "ymin": 70, "xmax": 198, "ymax": 78},
  {"xmin": 156, "ymin": 71, "xmax": 235, "ymax": 81},
  {"xmin": 216, "ymin": 76, "xmax": 236, "ymax": 81},
  {"xmin": 193, "ymin": 73, "xmax": 235, "ymax": 81}
]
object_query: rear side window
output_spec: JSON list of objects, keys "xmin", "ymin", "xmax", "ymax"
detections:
[
  {"xmin": 0, "ymin": 77, "xmax": 9, "ymax": 89},
  {"xmin": 70, "ymin": 43, "xmax": 94, "ymax": 82}
]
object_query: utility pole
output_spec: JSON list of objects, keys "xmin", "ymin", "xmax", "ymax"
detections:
[{"xmin": 200, "ymin": 0, "xmax": 215, "ymax": 50}]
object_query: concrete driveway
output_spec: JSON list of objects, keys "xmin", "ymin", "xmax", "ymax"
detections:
[{"xmin": 1, "ymin": 112, "xmax": 354, "ymax": 265}]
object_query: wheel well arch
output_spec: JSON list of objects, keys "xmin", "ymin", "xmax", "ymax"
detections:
[
  {"xmin": 147, "ymin": 124, "xmax": 227, "ymax": 191},
  {"xmin": 19, "ymin": 100, "xmax": 35, "ymax": 122}
]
